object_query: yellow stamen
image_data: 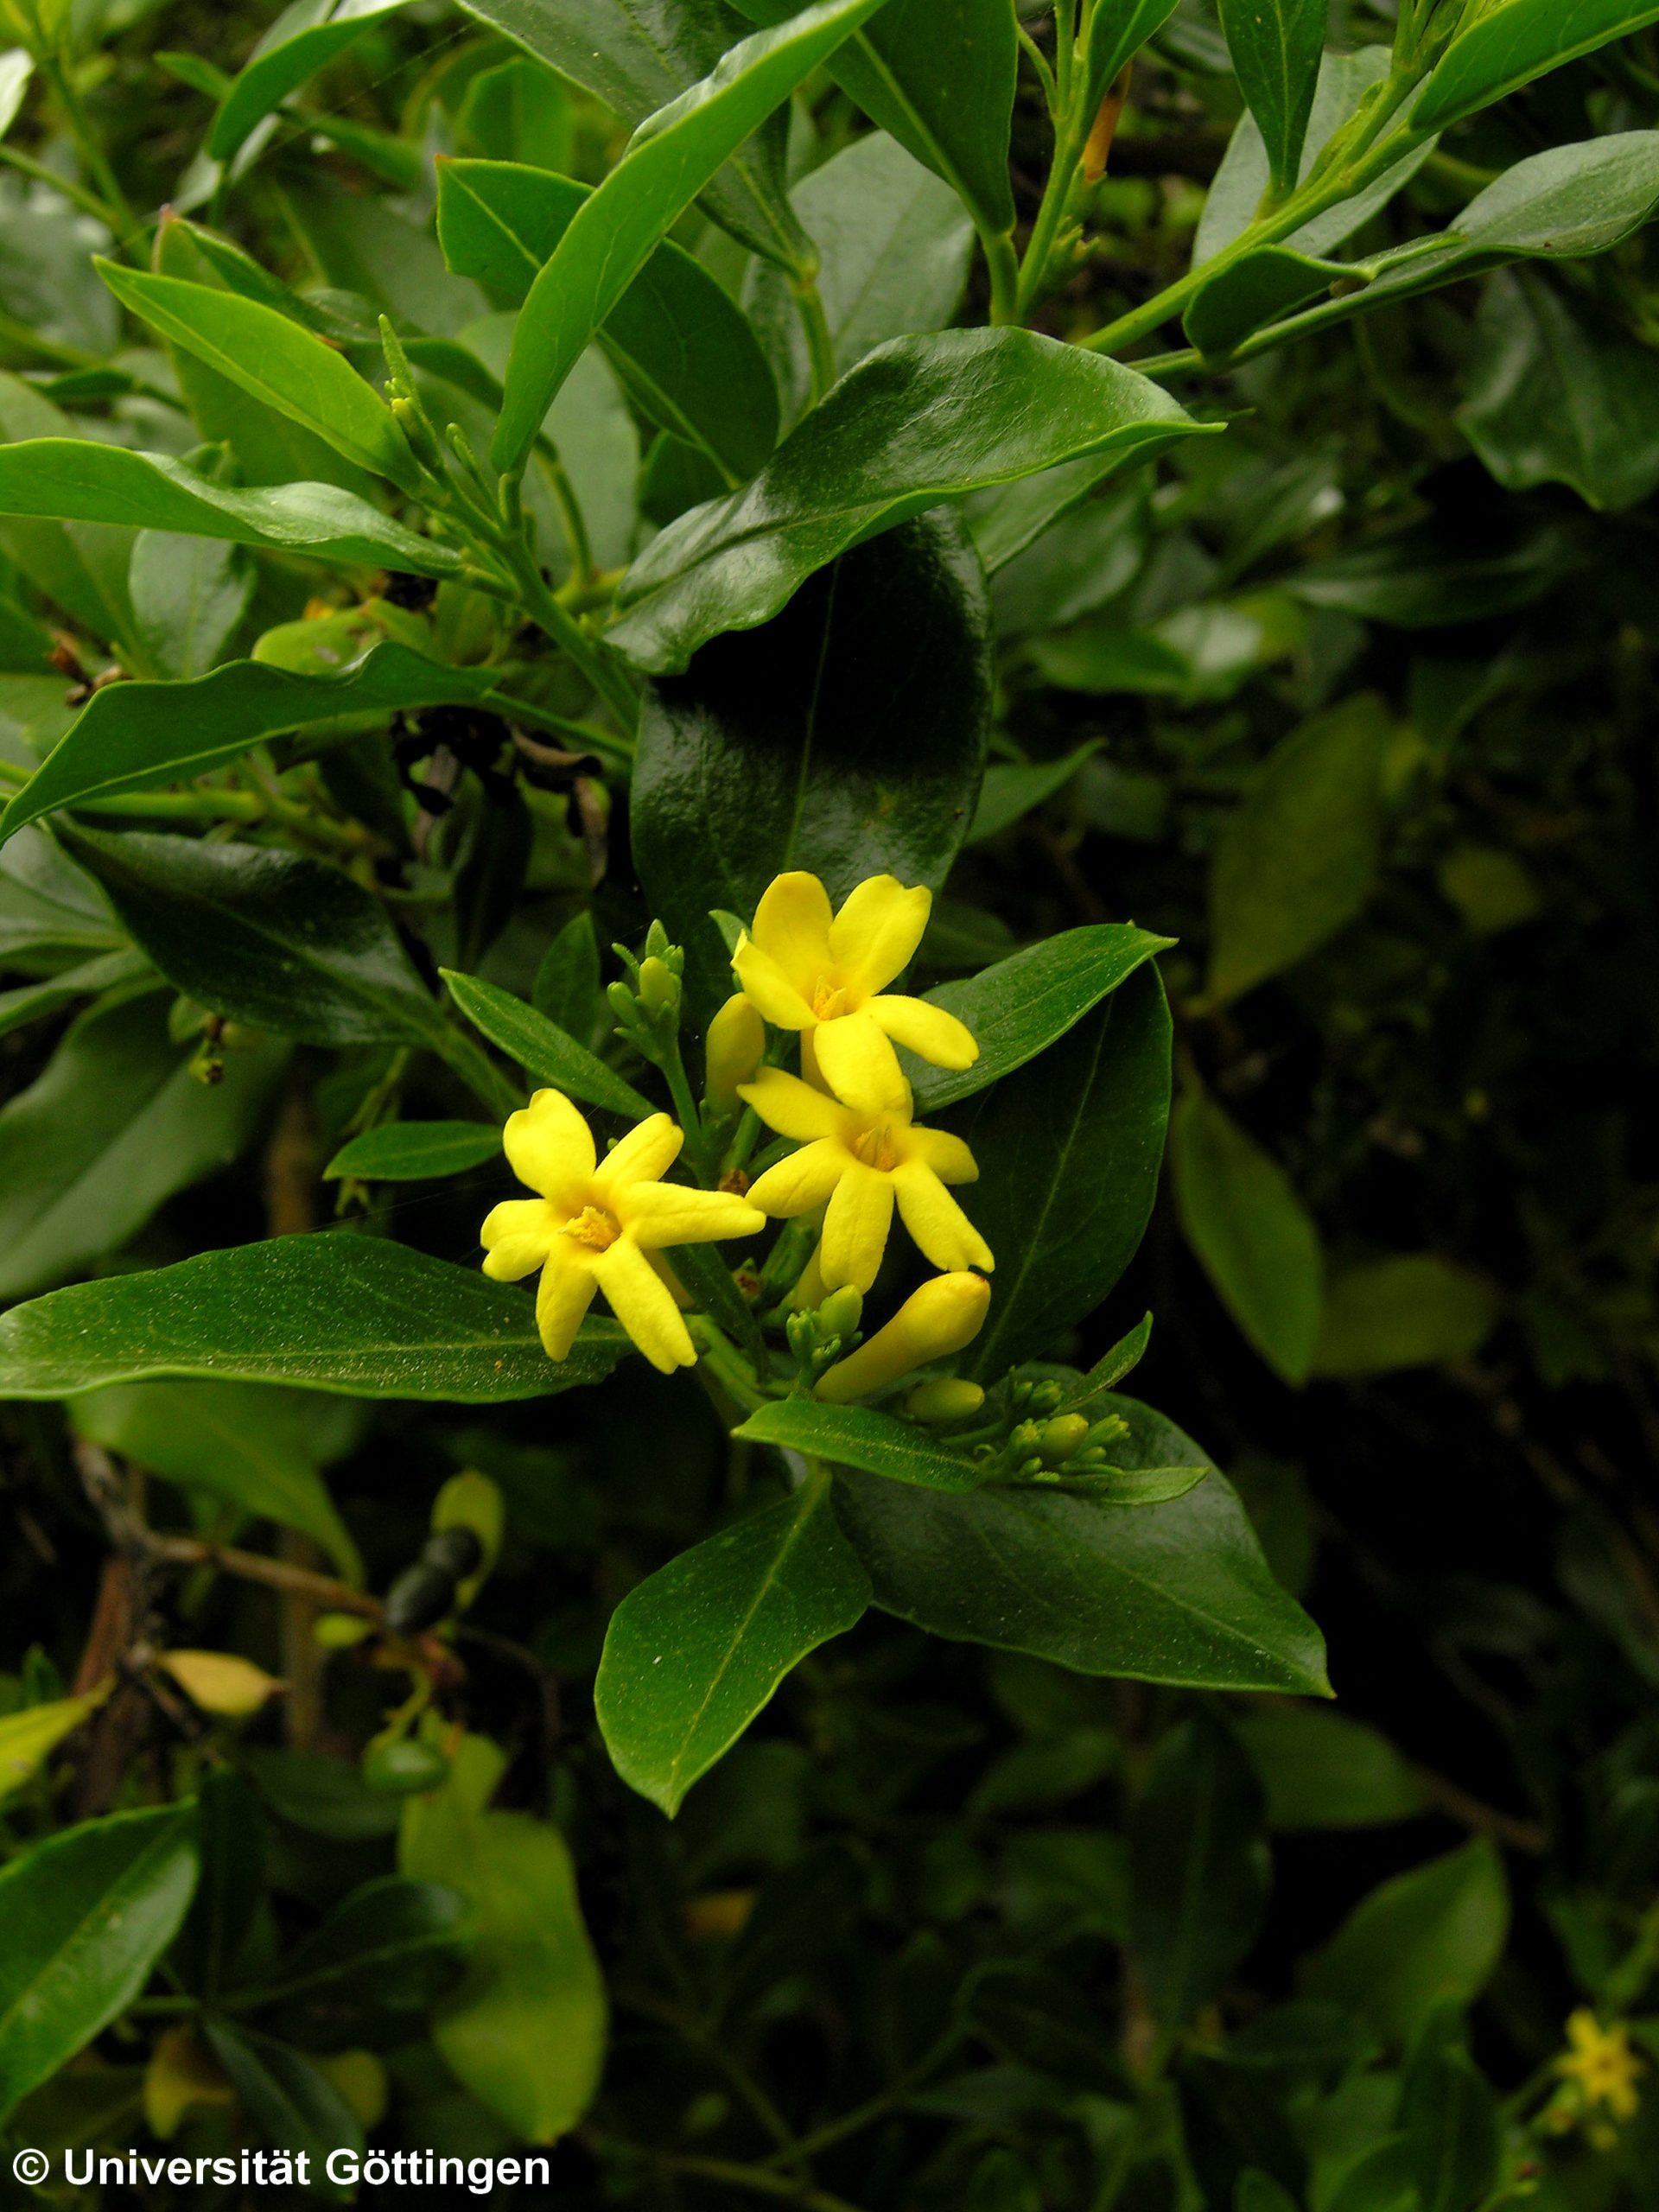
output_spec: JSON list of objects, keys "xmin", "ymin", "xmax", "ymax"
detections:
[
  {"xmin": 563, "ymin": 1205, "xmax": 620, "ymax": 1252},
  {"xmin": 852, "ymin": 1123, "xmax": 901, "ymax": 1173},
  {"xmin": 811, "ymin": 976, "xmax": 850, "ymax": 1020}
]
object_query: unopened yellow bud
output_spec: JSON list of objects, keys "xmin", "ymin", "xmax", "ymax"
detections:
[
  {"xmin": 906, "ymin": 1378, "xmax": 986, "ymax": 1424},
  {"xmin": 816, "ymin": 1273, "xmax": 991, "ymax": 1404},
  {"xmin": 157, "ymin": 1649, "xmax": 284, "ymax": 1718},
  {"xmin": 817, "ymin": 1285, "xmax": 864, "ymax": 1340},
  {"xmin": 1038, "ymin": 1414, "xmax": 1091, "ymax": 1465},
  {"xmin": 317, "ymin": 2049, "xmax": 389, "ymax": 2133},
  {"xmin": 706, "ymin": 992, "xmax": 766, "ymax": 1101},
  {"xmin": 143, "ymin": 2024, "xmax": 233, "ymax": 2141},
  {"xmin": 639, "ymin": 954, "xmax": 681, "ymax": 1016}
]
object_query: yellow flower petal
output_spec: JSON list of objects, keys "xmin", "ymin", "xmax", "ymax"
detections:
[
  {"xmin": 536, "ymin": 1245, "xmax": 599, "ymax": 1360},
  {"xmin": 747, "ymin": 1138, "xmax": 846, "ymax": 1218},
  {"xmin": 821, "ymin": 1161, "xmax": 895, "ymax": 1293},
  {"xmin": 868, "ymin": 994, "xmax": 978, "ymax": 1071},
  {"xmin": 732, "ymin": 933, "xmax": 815, "ymax": 1028},
  {"xmin": 706, "ymin": 992, "xmax": 766, "ymax": 1100},
  {"xmin": 830, "ymin": 875, "xmax": 931, "ymax": 992},
  {"xmin": 893, "ymin": 1163, "xmax": 994, "ymax": 1274},
  {"xmin": 597, "ymin": 1110, "xmax": 682, "ymax": 1193},
  {"xmin": 812, "ymin": 1009, "xmax": 910, "ymax": 1116},
  {"xmin": 480, "ymin": 1198, "xmax": 558, "ymax": 1281},
  {"xmin": 741, "ymin": 1067, "xmax": 847, "ymax": 1141},
  {"xmin": 815, "ymin": 1271, "xmax": 990, "ymax": 1402},
  {"xmin": 503, "ymin": 1088, "xmax": 595, "ymax": 1204},
  {"xmin": 906, "ymin": 1126, "xmax": 980, "ymax": 1184},
  {"xmin": 752, "ymin": 870, "xmax": 836, "ymax": 985},
  {"xmin": 625, "ymin": 1183, "xmax": 766, "ymax": 1249},
  {"xmin": 594, "ymin": 1236, "xmax": 697, "ymax": 1370}
]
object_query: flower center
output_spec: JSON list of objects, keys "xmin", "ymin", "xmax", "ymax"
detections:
[
  {"xmin": 811, "ymin": 975, "xmax": 851, "ymax": 1020},
  {"xmin": 852, "ymin": 1123, "xmax": 901, "ymax": 1173},
  {"xmin": 563, "ymin": 1204, "xmax": 620, "ymax": 1252}
]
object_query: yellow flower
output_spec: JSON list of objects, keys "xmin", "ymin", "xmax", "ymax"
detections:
[
  {"xmin": 740, "ymin": 1056, "xmax": 993, "ymax": 1294},
  {"xmin": 480, "ymin": 1091, "xmax": 764, "ymax": 1373},
  {"xmin": 705, "ymin": 991, "xmax": 766, "ymax": 1103},
  {"xmin": 1559, "ymin": 2011, "xmax": 1644, "ymax": 2122},
  {"xmin": 732, "ymin": 871, "xmax": 976, "ymax": 1101},
  {"xmin": 817, "ymin": 1273, "xmax": 992, "ymax": 1403}
]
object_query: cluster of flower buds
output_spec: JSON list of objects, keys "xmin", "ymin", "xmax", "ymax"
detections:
[
  {"xmin": 786, "ymin": 1286, "xmax": 865, "ymax": 1389},
  {"xmin": 607, "ymin": 920, "xmax": 685, "ymax": 1065},
  {"xmin": 969, "ymin": 1373, "xmax": 1130, "ymax": 1484},
  {"xmin": 379, "ymin": 315, "xmax": 448, "ymax": 483}
]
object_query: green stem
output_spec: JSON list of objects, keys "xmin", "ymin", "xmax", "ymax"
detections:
[
  {"xmin": 498, "ymin": 537, "xmax": 639, "ymax": 732},
  {"xmin": 660, "ymin": 1039, "xmax": 714, "ymax": 1180},
  {"xmin": 984, "ymin": 230, "xmax": 1021, "ymax": 326},
  {"xmin": 1016, "ymin": 110, "xmax": 1089, "ymax": 321},
  {"xmin": 537, "ymin": 446, "xmax": 597, "ymax": 583},
  {"xmin": 0, "ymin": 141, "xmax": 124, "ymax": 230},
  {"xmin": 41, "ymin": 53, "xmax": 140, "ymax": 247},
  {"xmin": 483, "ymin": 691, "xmax": 633, "ymax": 772},
  {"xmin": 693, "ymin": 1320, "xmax": 773, "ymax": 1414},
  {"xmin": 791, "ymin": 274, "xmax": 838, "ymax": 404}
]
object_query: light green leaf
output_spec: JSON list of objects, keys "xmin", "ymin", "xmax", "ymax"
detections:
[
  {"xmin": 0, "ymin": 648, "xmax": 497, "ymax": 845},
  {"xmin": 1086, "ymin": 0, "xmax": 1180, "ymax": 108},
  {"xmin": 0, "ymin": 1805, "xmax": 199, "ymax": 2124},
  {"xmin": 325, "ymin": 1120, "xmax": 502, "ymax": 1182},
  {"xmin": 129, "ymin": 532, "xmax": 252, "ymax": 681},
  {"xmin": 1312, "ymin": 1255, "xmax": 1502, "ymax": 1377},
  {"xmin": 72, "ymin": 1380, "xmax": 363, "ymax": 1581},
  {"xmin": 1302, "ymin": 1840, "xmax": 1510, "ymax": 2046},
  {"xmin": 968, "ymin": 740, "xmax": 1103, "ymax": 845},
  {"xmin": 734, "ymin": 1402, "xmax": 983, "ymax": 1491},
  {"xmin": 1171, "ymin": 1088, "xmax": 1324, "ymax": 1386},
  {"xmin": 0, "ymin": 950, "xmax": 151, "ymax": 1042},
  {"xmin": 611, "ymin": 329, "xmax": 1211, "ymax": 673},
  {"xmin": 401, "ymin": 1732, "xmax": 607, "ymax": 2141},
  {"xmin": 442, "ymin": 970, "xmax": 654, "ymax": 1120},
  {"xmin": 210, "ymin": 0, "xmax": 418, "ymax": 163},
  {"xmin": 0, "ymin": 49, "xmax": 31, "ymax": 139},
  {"xmin": 492, "ymin": 0, "xmax": 893, "ymax": 473},
  {"xmin": 595, "ymin": 1469, "xmax": 872, "ymax": 1814},
  {"xmin": 0, "ymin": 1690, "xmax": 107, "ymax": 1807},
  {"xmin": 1237, "ymin": 1705, "xmax": 1427, "ymax": 1831},
  {"xmin": 0, "ymin": 1236, "xmax": 631, "ymax": 1403},
  {"xmin": 1414, "ymin": 0, "xmax": 1659, "ymax": 132},
  {"xmin": 1216, "ymin": 0, "xmax": 1325, "ymax": 195}
]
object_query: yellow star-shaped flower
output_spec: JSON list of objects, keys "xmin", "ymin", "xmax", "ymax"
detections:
[
  {"xmin": 740, "ymin": 1053, "xmax": 994, "ymax": 1295},
  {"xmin": 732, "ymin": 872, "xmax": 976, "ymax": 1102},
  {"xmin": 1559, "ymin": 2011, "xmax": 1644, "ymax": 2122},
  {"xmin": 480, "ymin": 1091, "xmax": 764, "ymax": 1373}
]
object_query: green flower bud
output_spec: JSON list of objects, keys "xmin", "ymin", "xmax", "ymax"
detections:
[
  {"xmin": 906, "ymin": 1378, "xmax": 987, "ymax": 1424},
  {"xmin": 639, "ymin": 955, "xmax": 681, "ymax": 1017},
  {"xmin": 1038, "ymin": 1414, "xmax": 1091, "ymax": 1465},
  {"xmin": 817, "ymin": 1286, "xmax": 864, "ymax": 1341}
]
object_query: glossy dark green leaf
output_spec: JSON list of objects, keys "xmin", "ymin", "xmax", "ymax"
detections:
[
  {"xmin": 1399, "ymin": 2020, "xmax": 1502, "ymax": 2212},
  {"xmin": 1301, "ymin": 1840, "xmax": 1509, "ymax": 2046},
  {"xmin": 953, "ymin": 963, "xmax": 1171, "ymax": 1378},
  {"xmin": 0, "ymin": 440, "xmax": 458, "ymax": 576},
  {"xmin": 443, "ymin": 970, "xmax": 654, "ymax": 1119},
  {"xmin": 0, "ymin": 649, "xmax": 496, "ymax": 845},
  {"xmin": 0, "ymin": 992, "xmax": 285, "ymax": 1302},
  {"xmin": 325, "ymin": 1120, "xmax": 502, "ymax": 1181},
  {"xmin": 0, "ymin": 827, "xmax": 126, "ymax": 963},
  {"xmin": 437, "ymin": 160, "xmax": 777, "ymax": 481},
  {"xmin": 99, "ymin": 264, "xmax": 420, "ymax": 493},
  {"xmin": 968, "ymin": 740, "xmax": 1103, "ymax": 844},
  {"xmin": 245, "ymin": 1748, "xmax": 400, "ymax": 1840},
  {"xmin": 1237, "ymin": 1705, "xmax": 1427, "ymax": 1832},
  {"xmin": 1130, "ymin": 1716, "xmax": 1270, "ymax": 2027},
  {"xmin": 1171, "ymin": 1089, "xmax": 1324, "ymax": 1386},
  {"xmin": 210, "ymin": 0, "xmax": 418, "ymax": 162},
  {"xmin": 492, "ymin": 0, "xmax": 893, "ymax": 472},
  {"xmin": 175, "ymin": 1769, "xmax": 265, "ymax": 2001},
  {"xmin": 1185, "ymin": 244, "xmax": 1357, "ymax": 359},
  {"xmin": 1086, "ymin": 0, "xmax": 1180, "ymax": 106},
  {"xmin": 200, "ymin": 2020, "xmax": 361, "ymax": 2198},
  {"xmin": 834, "ymin": 1404, "xmax": 1330, "ymax": 1693},
  {"xmin": 458, "ymin": 0, "xmax": 811, "ymax": 270},
  {"xmin": 908, "ymin": 922, "xmax": 1173, "ymax": 1115},
  {"xmin": 0, "ymin": 950, "xmax": 148, "ymax": 1042},
  {"xmin": 734, "ymin": 1401, "xmax": 984, "ymax": 1491},
  {"xmin": 1055, "ymin": 1313, "xmax": 1154, "ymax": 1414},
  {"xmin": 0, "ymin": 1236, "xmax": 630, "ymax": 1402},
  {"xmin": 62, "ymin": 827, "xmax": 442, "ymax": 1050},
  {"xmin": 1216, "ymin": 0, "xmax": 1325, "ymax": 196},
  {"xmin": 130, "ymin": 531, "xmax": 252, "ymax": 682},
  {"xmin": 611, "ymin": 329, "xmax": 1211, "ymax": 672},
  {"xmin": 0, "ymin": 1806, "xmax": 199, "ymax": 2123},
  {"xmin": 1414, "ymin": 0, "xmax": 1659, "ymax": 132},
  {"xmin": 1311, "ymin": 1255, "xmax": 1501, "ymax": 1377},
  {"xmin": 1288, "ymin": 524, "xmax": 1569, "ymax": 629},
  {"xmin": 71, "ymin": 1378, "xmax": 363, "ymax": 1580},
  {"xmin": 532, "ymin": 910, "xmax": 601, "ymax": 1038},
  {"xmin": 238, "ymin": 1876, "xmax": 473, "ymax": 2036},
  {"xmin": 632, "ymin": 511, "xmax": 991, "ymax": 1001},
  {"xmin": 596, "ymin": 1469, "xmax": 872, "ymax": 1814},
  {"xmin": 1207, "ymin": 694, "xmax": 1389, "ymax": 1004}
]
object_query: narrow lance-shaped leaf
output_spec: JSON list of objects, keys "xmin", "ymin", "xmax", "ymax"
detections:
[
  {"xmin": 734, "ymin": 1402, "xmax": 984, "ymax": 1491},
  {"xmin": 1216, "ymin": 0, "xmax": 1328, "ymax": 198},
  {"xmin": 1087, "ymin": 0, "xmax": 1181, "ymax": 110},
  {"xmin": 325, "ymin": 1122, "xmax": 503, "ymax": 1182},
  {"xmin": 210, "ymin": 0, "xmax": 419, "ymax": 164},
  {"xmin": 442, "ymin": 971, "xmax": 655, "ymax": 1120},
  {"xmin": 1414, "ymin": 0, "xmax": 1659, "ymax": 134},
  {"xmin": 492, "ymin": 0, "xmax": 896, "ymax": 474}
]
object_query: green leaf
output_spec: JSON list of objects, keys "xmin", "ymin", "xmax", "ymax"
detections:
[
  {"xmin": 595, "ymin": 1469, "xmax": 872, "ymax": 1815},
  {"xmin": 1055, "ymin": 1313, "xmax": 1154, "ymax": 1414},
  {"xmin": 436, "ymin": 159, "xmax": 778, "ymax": 481},
  {"xmin": 1399, "ymin": 2022, "xmax": 1502, "ymax": 2212},
  {"xmin": 1171, "ymin": 1088, "xmax": 1324, "ymax": 1386},
  {"xmin": 239, "ymin": 1876, "xmax": 474, "ymax": 2036},
  {"xmin": 632, "ymin": 511, "xmax": 991, "ymax": 1002},
  {"xmin": 200, "ymin": 2020, "xmax": 361, "ymax": 2199},
  {"xmin": 1288, "ymin": 524, "xmax": 1568, "ymax": 629},
  {"xmin": 1461, "ymin": 268, "xmax": 1659, "ymax": 512},
  {"xmin": 955, "ymin": 963, "xmax": 1172, "ymax": 1378},
  {"xmin": 0, "ymin": 950, "xmax": 152, "ymax": 1043},
  {"xmin": 61, "ymin": 827, "xmax": 443, "ymax": 1049},
  {"xmin": 1311, "ymin": 1255, "xmax": 1501, "ymax": 1377},
  {"xmin": 1237, "ymin": 1706, "xmax": 1427, "ymax": 1831},
  {"xmin": 129, "ymin": 532, "xmax": 252, "ymax": 681},
  {"xmin": 325, "ymin": 1120, "xmax": 502, "ymax": 1181},
  {"xmin": 1414, "ymin": 0, "xmax": 1659, "ymax": 132},
  {"xmin": 0, "ymin": 1691, "xmax": 107, "ymax": 1807},
  {"xmin": 1206, "ymin": 694, "xmax": 1390, "ymax": 1004},
  {"xmin": 0, "ymin": 1805, "xmax": 199, "ymax": 2125},
  {"xmin": 1086, "ymin": 0, "xmax": 1180, "ymax": 104},
  {"xmin": 834, "ymin": 1405, "xmax": 1329, "ymax": 1694},
  {"xmin": 0, "ymin": 827, "xmax": 125, "ymax": 963},
  {"xmin": 175, "ymin": 1769, "xmax": 265, "ymax": 2001},
  {"xmin": 71, "ymin": 1379, "xmax": 364, "ymax": 1581},
  {"xmin": 0, "ymin": 992, "xmax": 285, "ymax": 1302},
  {"xmin": 0, "ymin": 439, "xmax": 460, "ymax": 575},
  {"xmin": 0, "ymin": 377, "xmax": 137, "ymax": 652},
  {"xmin": 443, "ymin": 970, "xmax": 654, "ymax": 1119},
  {"xmin": 1216, "ymin": 0, "xmax": 1325, "ymax": 195},
  {"xmin": 908, "ymin": 922, "xmax": 1173, "ymax": 1115},
  {"xmin": 1301, "ymin": 1840, "xmax": 1510, "ymax": 2046},
  {"xmin": 610, "ymin": 329, "xmax": 1211, "ymax": 672},
  {"xmin": 457, "ymin": 0, "xmax": 812, "ymax": 271},
  {"xmin": 1184, "ymin": 244, "xmax": 1358, "ymax": 359},
  {"xmin": 0, "ymin": 1236, "xmax": 631, "ymax": 1403},
  {"xmin": 1130, "ymin": 1716, "xmax": 1270, "ymax": 2028},
  {"xmin": 532, "ymin": 910, "xmax": 601, "ymax": 1038},
  {"xmin": 491, "ymin": 0, "xmax": 893, "ymax": 473},
  {"xmin": 210, "ymin": 0, "xmax": 418, "ymax": 163},
  {"xmin": 0, "ymin": 648, "xmax": 497, "ymax": 845},
  {"xmin": 734, "ymin": 1401, "xmax": 984, "ymax": 1491},
  {"xmin": 401, "ymin": 1732, "xmax": 607, "ymax": 2142},
  {"xmin": 98, "ymin": 264, "xmax": 421, "ymax": 495},
  {"xmin": 968, "ymin": 740, "xmax": 1103, "ymax": 845}
]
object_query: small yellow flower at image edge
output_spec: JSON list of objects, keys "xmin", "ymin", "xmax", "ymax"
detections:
[
  {"xmin": 1557, "ymin": 2008, "xmax": 1644, "ymax": 2125},
  {"xmin": 480, "ymin": 1092, "xmax": 764, "ymax": 1374}
]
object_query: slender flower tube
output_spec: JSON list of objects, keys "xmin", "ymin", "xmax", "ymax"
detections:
[
  {"xmin": 480, "ymin": 1090, "xmax": 764, "ymax": 1372},
  {"xmin": 732, "ymin": 871, "xmax": 977, "ymax": 1101},
  {"xmin": 741, "ymin": 1053, "xmax": 994, "ymax": 1294},
  {"xmin": 705, "ymin": 991, "xmax": 766, "ymax": 1103},
  {"xmin": 816, "ymin": 1273, "xmax": 992, "ymax": 1403}
]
